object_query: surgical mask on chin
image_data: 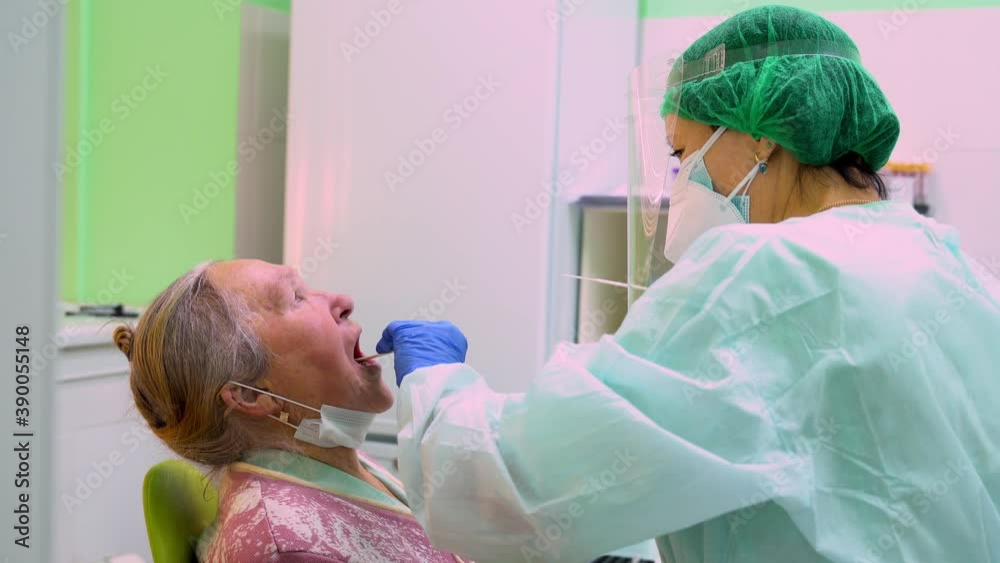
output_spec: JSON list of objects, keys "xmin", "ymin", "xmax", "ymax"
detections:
[
  {"xmin": 662, "ymin": 126, "xmax": 765, "ymax": 264},
  {"xmin": 228, "ymin": 381, "xmax": 375, "ymax": 449}
]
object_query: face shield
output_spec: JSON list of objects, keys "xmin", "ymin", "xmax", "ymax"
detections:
[
  {"xmin": 626, "ymin": 47, "xmax": 725, "ymax": 306},
  {"xmin": 626, "ymin": 40, "xmax": 863, "ymax": 308}
]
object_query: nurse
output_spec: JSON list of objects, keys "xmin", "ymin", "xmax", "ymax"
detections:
[{"xmin": 376, "ymin": 5, "xmax": 1000, "ymax": 563}]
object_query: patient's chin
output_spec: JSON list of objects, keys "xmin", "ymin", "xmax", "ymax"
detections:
[
  {"xmin": 374, "ymin": 394, "xmax": 394, "ymax": 413},
  {"xmin": 368, "ymin": 379, "xmax": 395, "ymax": 413}
]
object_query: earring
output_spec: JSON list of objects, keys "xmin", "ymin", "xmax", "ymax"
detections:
[{"xmin": 754, "ymin": 152, "xmax": 768, "ymax": 175}]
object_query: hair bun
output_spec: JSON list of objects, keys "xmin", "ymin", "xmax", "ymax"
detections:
[{"xmin": 113, "ymin": 325, "xmax": 134, "ymax": 360}]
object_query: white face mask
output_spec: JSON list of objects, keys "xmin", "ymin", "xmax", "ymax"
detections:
[
  {"xmin": 228, "ymin": 381, "xmax": 375, "ymax": 449},
  {"xmin": 662, "ymin": 126, "xmax": 765, "ymax": 264}
]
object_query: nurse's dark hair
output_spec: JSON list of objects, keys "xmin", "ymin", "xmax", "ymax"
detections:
[
  {"xmin": 709, "ymin": 125, "xmax": 890, "ymax": 201},
  {"xmin": 828, "ymin": 151, "xmax": 889, "ymax": 200},
  {"xmin": 113, "ymin": 261, "xmax": 285, "ymax": 468}
]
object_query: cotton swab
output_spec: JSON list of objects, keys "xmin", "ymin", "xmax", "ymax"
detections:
[
  {"xmin": 562, "ymin": 274, "xmax": 648, "ymax": 291},
  {"xmin": 356, "ymin": 351, "xmax": 392, "ymax": 362}
]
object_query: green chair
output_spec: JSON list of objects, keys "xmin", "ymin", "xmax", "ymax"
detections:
[{"xmin": 142, "ymin": 459, "xmax": 219, "ymax": 563}]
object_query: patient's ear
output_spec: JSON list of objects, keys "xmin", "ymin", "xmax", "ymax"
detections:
[{"xmin": 220, "ymin": 383, "xmax": 281, "ymax": 418}]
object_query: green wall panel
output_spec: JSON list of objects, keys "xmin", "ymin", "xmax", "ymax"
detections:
[
  {"xmin": 60, "ymin": 0, "xmax": 82, "ymax": 302},
  {"xmin": 62, "ymin": 0, "xmax": 241, "ymax": 306},
  {"xmin": 642, "ymin": 0, "xmax": 1000, "ymax": 18},
  {"xmin": 245, "ymin": 0, "xmax": 291, "ymax": 13}
]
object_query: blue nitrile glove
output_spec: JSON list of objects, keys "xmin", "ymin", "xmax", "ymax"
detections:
[{"xmin": 375, "ymin": 320, "xmax": 468, "ymax": 386}]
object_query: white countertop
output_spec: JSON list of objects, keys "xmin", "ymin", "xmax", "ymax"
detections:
[{"xmin": 57, "ymin": 315, "xmax": 131, "ymax": 350}]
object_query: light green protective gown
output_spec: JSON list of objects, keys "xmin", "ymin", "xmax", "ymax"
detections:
[{"xmin": 397, "ymin": 202, "xmax": 1000, "ymax": 563}]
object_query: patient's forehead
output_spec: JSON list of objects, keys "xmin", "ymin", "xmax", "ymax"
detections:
[{"xmin": 208, "ymin": 260, "xmax": 295, "ymax": 310}]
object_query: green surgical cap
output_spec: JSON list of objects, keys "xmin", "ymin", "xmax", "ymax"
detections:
[{"xmin": 663, "ymin": 5, "xmax": 900, "ymax": 170}]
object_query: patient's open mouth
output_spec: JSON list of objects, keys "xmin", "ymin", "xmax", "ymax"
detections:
[
  {"xmin": 353, "ymin": 339, "xmax": 364, "ymax": 363},
  {"xmin": 351, "ymin": 329, "xmax": 383, "ymax": 373}
]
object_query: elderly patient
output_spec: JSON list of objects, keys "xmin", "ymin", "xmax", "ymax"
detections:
[{"xmin": 114, "ymin": 259, "xmax": 465, "ymax": 562}]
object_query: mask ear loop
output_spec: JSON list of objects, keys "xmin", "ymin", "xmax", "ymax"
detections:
[
  {"xmin": 227, "ymin": 381, "xmax": 320, "ymax": 430},
  {"xmin": 726, "ymin": 151, "xmax": 768, "ymax": 203},
  {"xmin": 679, "ymin": 126, "xmax": 728, "ymax": 178},
  {"xmin": 697, "ymin": 127, "xmax": 728, "ymax": 161}
]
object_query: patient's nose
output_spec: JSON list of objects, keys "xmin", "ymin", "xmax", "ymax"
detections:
[{"xmin": 328, "ymin": 293, "xmax": 354, "ymax": 321}]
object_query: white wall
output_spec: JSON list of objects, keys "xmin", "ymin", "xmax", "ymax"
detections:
[
  {"xmin": 284, "ymin": 0, "xmax": 561, "ymax": 394},
  {"xmin": 642, "ymin": 7, "xmax": 1000, "ymax": 261}
]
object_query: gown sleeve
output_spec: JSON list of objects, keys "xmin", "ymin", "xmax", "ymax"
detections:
[{"xmin": 396, "ymin": 227, "xmax": 827, "ymax": 562}]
